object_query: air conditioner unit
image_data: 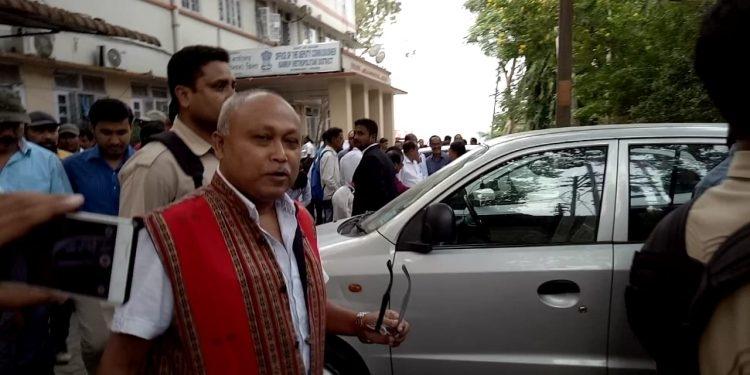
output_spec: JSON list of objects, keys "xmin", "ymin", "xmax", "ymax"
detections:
[
  {"xmin": 268, "ymin": 13, "xmax": 281, "ymax": 43},
  {"xmin": 98, "ymin": 45, "xmax": 123, "ymax": 68},
  {"xmin": 259, "ymin": 7, "xmax": 282, "ymax": 43}
]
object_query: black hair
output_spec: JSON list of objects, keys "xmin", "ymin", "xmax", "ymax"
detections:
[
  {"xmin": 403, "ymin": 140, "xmax": 418, "ymax": 153},
  {"xmin": 322, "ymin": 127, "xmax": 343, "ymax": 144},
  {"xmin": 404, "ymin": 133, "xmax": 417, "ymax": 142},
  {"xmin": 354, "ymin": 118, "xmax": 378, "ymax": 138},
  {"xmin": 470, "ymin": 137, "xmax": 478, "ymax": 145},
  {"xmin": 386, "ymin": 146, "xmax": 401, "ymax": 153},
  {"xmin": 386, "ymin": 150, "xmax": 403, "ymax": 166},
  {"xmin": 79, "ymin": 127, "xmax": 94, "ymax": 140},
  {"xmin": 88, "ymin": 98, "xmax": 131, "ymax": 127},
  {"xmin": 695, "ymin": 0, "xmax": 750, "ymax": 139},
  {"xmin": 429, "ymin": 135, "xmax": 441, "ymax": 144},
  {"xmin": 449, "ymin": 141, "xmax": 467, "ymax": 157},
  {"xmin": 444, "ymin": 135, "xmax": 452, "ymax": 141},
  {"xmin": 167, "ymin": 45, "xmax": 230, "ymax": 107},
  {"xmin": 379, "ymin": 137, "xmax": 388, "ymax": 143},
  {"xmin": 292, "ymin": 168, "xmax": 308, "ymax": 190}
]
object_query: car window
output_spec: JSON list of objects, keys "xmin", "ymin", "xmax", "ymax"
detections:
[
  {"xmin": 441, "ymin": 146, "xmax": 607, "ymax": 247},
  {"xmin": 628, "ymin": 144, "xmax": 728, "ymax": 242},
  {"xmin": 357, "ymin": 145, "xmax": 489, "ymax": 233}
]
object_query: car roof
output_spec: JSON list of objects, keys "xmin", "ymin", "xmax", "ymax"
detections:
[{"xmin": 484, "ymin": 123, "xmax": 727, "ymax": 148}]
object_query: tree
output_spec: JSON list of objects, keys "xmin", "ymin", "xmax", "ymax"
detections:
[
  {"xmin": 355, "ymin": 0, "xmax": 402, "ymax": 52},
  {"xmin": 466, "ymin": 0, "xmax": 721, "ymax": 135}
]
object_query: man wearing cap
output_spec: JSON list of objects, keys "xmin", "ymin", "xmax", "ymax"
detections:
[
  {"xmin": 0, "ymin": 91, "xmax": 72, "ymax": 373},
  {"xmin": 58, "ymin": 124, "xmax": 81, "ymax": 154},
  {"xmin": 26, "ymin": 111, "xmax": 72, "ymax": 159},
  {"xmin": 0, "ymin": 92, "xmax": 71, "ymax": 194}
]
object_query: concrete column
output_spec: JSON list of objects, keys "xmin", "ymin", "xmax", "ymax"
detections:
[
  {"xmin": 351, "ymin": 84, "xmax": 369, "ymax": 121},
  {"xmin": 382, "ymin": 93, "xmax": 395, "ymax": 140},
  {"xmin": 327, "ymin": 79, "xmax": 352, "ymax": 132},
  {"xmin": 368, "ymin": 89, "xmax": 383, "ymax": 129},
  {"xmin": 293, "ymin": 104, "xmax": 307, "ymax": 137}
]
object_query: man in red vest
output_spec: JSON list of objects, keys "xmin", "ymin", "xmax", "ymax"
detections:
[{"xmin": 99, "ymin": 91, "xmax": 409, "ymax": 374}]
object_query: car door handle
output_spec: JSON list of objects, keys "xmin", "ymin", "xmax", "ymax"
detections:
[{"xmin": 537, "ymin": 280, "xmax": 581, "ymax": 309}]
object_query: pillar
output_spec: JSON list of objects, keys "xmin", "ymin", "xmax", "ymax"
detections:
[
  {"xmin": 368, "ymin": 89, "xmax": 383, "ymax": 131},
  {"xmin": 327, "ymin": 79, "xmax": 352, "ymax": 132},
  {"xmin": 293, "ymin": 104, "xmax": 307, "ymax": 138},
  {"xmin": 382, "ymin": 93, "xmax": 395, "ymax": 140},
  {"xmin": 351, "ymin": 84, "xmax": 369, "ymax": 123}
]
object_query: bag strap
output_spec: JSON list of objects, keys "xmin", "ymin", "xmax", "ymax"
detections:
[
  {"xmin": 690, "ymin": 220, "xmax": 750, "ymax": 334},
  {"xmin": 151, "ymin": 131, "xmax": 204, "ymax": 189}
]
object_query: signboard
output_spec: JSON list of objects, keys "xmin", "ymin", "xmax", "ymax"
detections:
[{"xmin": 230, "ymin": 42, "xmax": 342, "ymax": 78}]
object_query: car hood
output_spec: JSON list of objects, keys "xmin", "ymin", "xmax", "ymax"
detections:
[{"xmin": 316, "ymin": 221, "xmax": 348, "ymax": 253}]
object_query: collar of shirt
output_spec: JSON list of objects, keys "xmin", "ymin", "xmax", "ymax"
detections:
[
  {"xmin": 215, "ymin": 169, "xmax": 298, "ymax": 246},
  {"xmin": 172, "ymin": 117, "xmax": 212, "ymax": 157},
  {"xmin": 727, "ymin": 151, "xmax": 750, "ymax": 180},
  {"xmin": 427, "ymin": 152, "xmax": 447, "ymax": 161},
  {"xmin": 84, "ymin": 145, "xmax": 135, "ymax": 165},
  {"xmin": 363, "ymin": 143, "xmax": 379, "ymax": 153},
  {"xmin": 17, "ymin": 138, "xmax": 31, "ymax": 157}
]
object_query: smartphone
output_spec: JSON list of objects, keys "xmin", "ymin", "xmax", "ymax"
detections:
[{"xmin": 0, "ymin": 212, "xmax": 140, "ymax": 304}]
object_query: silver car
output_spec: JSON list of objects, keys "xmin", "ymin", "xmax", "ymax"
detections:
[{"xmin": 320, "ymin": 124, "xmax": 729, "ymax": 374}]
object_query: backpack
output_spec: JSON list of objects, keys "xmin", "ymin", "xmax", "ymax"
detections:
[
  {"xmin": 310, "ymin": 148, "xmax": 333, "ymax": 202},
  {"xmin": 625, "ymin": 201, "xmax": 750, "ymax": 375}
]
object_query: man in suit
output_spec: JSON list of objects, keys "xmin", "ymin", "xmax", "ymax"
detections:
[{"xmin": 352, "ymin": 119, "xmax": 397, "ymax": 215}]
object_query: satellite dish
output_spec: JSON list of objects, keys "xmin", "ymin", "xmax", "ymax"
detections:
[
  {"xmin": 107, "ymin": 48, "xmax": 122, "ymax": 68},
  {"xmin": 33, "ymin": 35, "xmax": 54, "ymax": 58},
  {"xmin": 375, "ymin": 51, "xmax": 385, "ymax": 63},
  {"xmin": 368, "ymin": 44, "xmax": 381, "ymax": 57}
]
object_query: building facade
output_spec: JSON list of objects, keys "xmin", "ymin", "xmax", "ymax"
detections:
[{"xmin": 0, "ymin": 0, "xmax": 401, "ymax": 139}]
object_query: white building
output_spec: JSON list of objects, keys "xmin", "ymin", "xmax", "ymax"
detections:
[{"xmin": 0, "ymin": 0, "xmax": 402, "ymax": 139}]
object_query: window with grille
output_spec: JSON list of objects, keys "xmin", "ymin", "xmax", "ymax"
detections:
[
  {"xmin": 54, "ymin": 72, "xmax": 106, "ymax": 126},
  {"xmin": 130, "ymin": 83, "xmax": 169, "ymax": 120},
  {"xmin": 219, "ymin": 0, "xmax": 241, "ymax": 27},
  {"xmin": 181, "ymin": 0, "xmax": 199, "ymax": 12}
]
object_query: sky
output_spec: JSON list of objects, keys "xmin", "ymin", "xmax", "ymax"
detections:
[{"xmin": 379, "ymin": 0, "xmax": 498, "ymax": 142}]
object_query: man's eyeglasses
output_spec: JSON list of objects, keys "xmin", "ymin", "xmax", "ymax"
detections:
[{"xmin": 374, "ymin": 260, "xmax": 412, "ymax": 334}]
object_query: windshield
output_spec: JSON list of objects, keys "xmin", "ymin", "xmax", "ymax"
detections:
[{"xmin": 359, "ymin": 145, "xmax": 489, "ymax": 233}]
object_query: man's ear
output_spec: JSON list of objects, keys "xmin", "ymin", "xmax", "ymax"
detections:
[
  {"xmin": 174, "ymin": 85, "xmax": 191, "ymax": 109},
  {"xmin": 211, "ymin": 131, "xmax": 225, "ymax": 160}
]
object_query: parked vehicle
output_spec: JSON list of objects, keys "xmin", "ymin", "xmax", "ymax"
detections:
[{"xmin": 321, "ymin": 124, "xmax": 729, "ymax": 375}]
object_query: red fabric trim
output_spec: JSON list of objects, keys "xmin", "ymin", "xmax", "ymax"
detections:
[
  {"xmin": 295, "ymin": 201, "xmax": 319, "ymax": 259},
  {"xmin": 161, "ymin": 197, "xmax": 260, "ymax": 374}
]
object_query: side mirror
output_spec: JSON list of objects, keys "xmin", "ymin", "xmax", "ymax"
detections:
[
  {"xmin": 422, "ymin": 203, "xmax": 456, "ymax": 244},
  {"xmin": 396, "ymin": 203, "xmax": 456, "ymax": 254}
]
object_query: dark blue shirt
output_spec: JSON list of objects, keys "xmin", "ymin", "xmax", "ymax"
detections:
[
  {"xmin": 426, "ymin": 152, "xmax": 450, "ymax": 175},
  {"xmin": 63, "ymin": 145, "xmax": 135, "ymax": 215}
]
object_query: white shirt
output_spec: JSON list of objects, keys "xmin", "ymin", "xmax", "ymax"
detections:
[
  {"xmin": 399, "ymin": 155, "xmax": 426, "ymax": 188},
  {"xmin": 340, "ymin": 147, "xmax": 363, "ymax": 187},
  {"xmin": 319, "ymin": 146, "xmax": 341, "ymax": 200},
  {"xmin": 302, "ymin": 141, "xmax": 316, "ymax": 159},
  {"xmin": 332, "ymin": 186, "xmax": 354, "ymax": 221},
  {"xmin": 112, "ymin": 171, "xmax": 316, "ymax": 372}
]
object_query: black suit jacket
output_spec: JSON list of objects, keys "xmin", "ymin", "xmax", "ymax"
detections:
[{"xmin": 352, "ymin": 145, "xmax": 397, "ymax": 215}]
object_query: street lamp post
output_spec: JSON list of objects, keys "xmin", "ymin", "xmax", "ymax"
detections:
[{"xmin": 556, "ymin": 0, "xmax": 573, "ymax": 127}]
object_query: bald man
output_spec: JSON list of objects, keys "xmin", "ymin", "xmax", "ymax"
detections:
[{"xmin": 99, "ymin": 91, "xmax": 409, "ymax": 375}]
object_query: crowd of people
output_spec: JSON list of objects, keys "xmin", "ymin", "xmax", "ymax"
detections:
[
  {"xmin": 300, "ymin": 127, "xmax": 472, "ymax": 224},
  {"xmin": 0, "ymin": 45, "xmax": 409, "ymax": 374}
]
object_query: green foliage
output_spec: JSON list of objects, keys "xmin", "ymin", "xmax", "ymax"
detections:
[
  {"xmin": 466, "ymin": 0, "xmax": 722, "ymax": 134},
  {"xmin": 355, "ymin": 0, "xmax": 402, "ymax": 50}
]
